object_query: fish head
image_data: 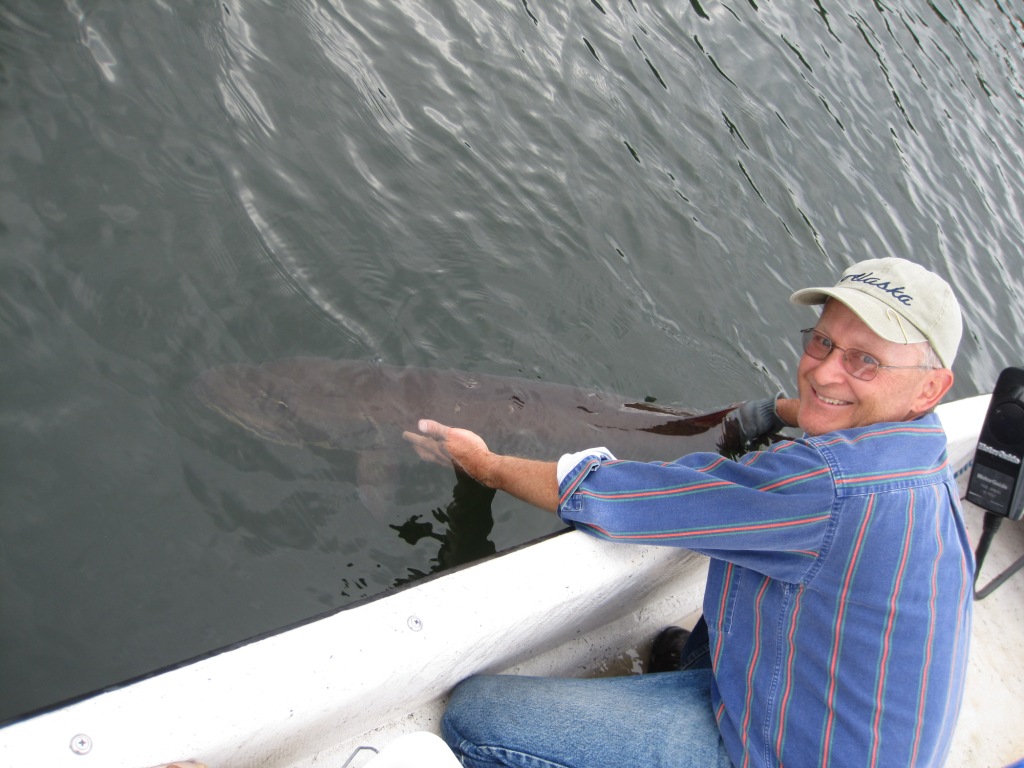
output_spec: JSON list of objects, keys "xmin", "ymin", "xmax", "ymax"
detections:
[
  {"xmin": 192, "ymin": 358, "xmax": 394, "ymax": 450},
  {"xmin": 192, "ymin": 363, "xmax": 311, "ymax": 447}
]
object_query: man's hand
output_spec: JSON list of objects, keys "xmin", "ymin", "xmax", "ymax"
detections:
[
  {"xmin": 719, "ymin": 394, "xmax": 793, "ymax": 456},
  {"xmin": 403, "ymin": 419, "xmax": 495, "ymax": 486},
  {"xmin": 404, "ymin": 420, "xmax": 560, "ymax": 512}
]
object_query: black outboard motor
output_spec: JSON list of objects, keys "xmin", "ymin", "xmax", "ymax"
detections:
[
  {"xmin": 967, "ymin": 367, "xmax": 1024, "ymax": 521},
  {"xmin": 968, "ymin": 367, "xmax": 1024, "ymax": 599}
]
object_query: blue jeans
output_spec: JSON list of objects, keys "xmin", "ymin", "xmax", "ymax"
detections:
[
  {"xmin": 679, "ymin": 615, "xmax": 712, "ymax": 672},
  {"xmin": 441, "ymin": 667, "xmax": 732, "ymax": 768}
]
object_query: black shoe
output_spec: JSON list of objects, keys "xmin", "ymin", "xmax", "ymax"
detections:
[{"xmin": 648, "ymin": 625, "xmax": 690, "ymax": 673}]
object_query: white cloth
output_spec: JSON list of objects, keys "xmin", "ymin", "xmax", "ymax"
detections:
[
  {"xmin": 556, "ymin": 447, "xmax": 616, "ymax": 484},
  {"xmin": 363, "ymin": 732, "xmax": 462, "ymax": 768}
]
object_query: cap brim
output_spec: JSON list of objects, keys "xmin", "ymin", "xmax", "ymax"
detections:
[
  {"xmin": 789, "ymin": 286, "xmax": 927, "ymax": 346},
  {"xmin": 789, "ymin": 287, "xmax": 831, "ymax": 306}
]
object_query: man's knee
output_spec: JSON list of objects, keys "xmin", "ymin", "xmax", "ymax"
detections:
[
  {"xmin": 441, "ymin": 675, "xmax": 487, "ymax": 748},
  {"xmin": 443, "ymin": 675, "xmax": 497, "ymax": 736},
  {"xmin": 442, "ymin": 675, "xmax": 548, "ymax": 766}
]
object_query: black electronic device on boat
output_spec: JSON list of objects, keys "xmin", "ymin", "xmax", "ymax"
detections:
[
  {"xmin": 966, "ymin": 366, "xmax": 1024, "ymax": 521},
  {"xmin": 968, "ymin": 367, "xmax": 1024, "ymax": 600}
]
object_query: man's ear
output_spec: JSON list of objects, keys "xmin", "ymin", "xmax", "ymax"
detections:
[{"xmin": 913, "ymin": 368, "xmax": 955, "ymax": 414}]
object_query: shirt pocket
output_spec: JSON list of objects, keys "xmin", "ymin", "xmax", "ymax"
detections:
[{"xmin": 703, "ymin": 560, "xmax": 743, "ymax": 635}]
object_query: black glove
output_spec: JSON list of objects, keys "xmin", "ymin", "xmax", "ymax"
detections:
[{"xmin": 718, "ymin": 393, "xmax": 787, "ymax": 457}]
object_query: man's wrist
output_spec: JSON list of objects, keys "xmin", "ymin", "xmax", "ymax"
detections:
[
  {"xmin": 469, "ymin": 450, "xmax": 502, "ymax": 489},
  {"xmin": 775, "ymin": 397, "xmax": 799, "ymax": 428}
]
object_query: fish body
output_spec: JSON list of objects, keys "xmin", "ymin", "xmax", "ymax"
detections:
[{"xmin": 192, "ymin": 358, "xmax": 733, "ymax": 463}]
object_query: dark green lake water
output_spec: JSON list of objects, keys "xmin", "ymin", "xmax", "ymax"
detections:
[{"xmin": 1, "ymin": 0, "xmax": 1022, "ymax": 722}]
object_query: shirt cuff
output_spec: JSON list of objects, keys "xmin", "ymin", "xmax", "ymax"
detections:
[{"xmin": 556, "ymin": 447, "xmax": 617, "ymax": 484}]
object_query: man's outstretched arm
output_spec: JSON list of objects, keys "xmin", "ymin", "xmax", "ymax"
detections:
[{"xmin": 404, "ymin": 419, "xmax": 561, "ymax": 513}]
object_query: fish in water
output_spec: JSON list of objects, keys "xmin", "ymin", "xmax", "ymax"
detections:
[
  {"xmin": 191, "ymin": 357, "xmax": 736, "ymax": 465},
  {"xmin": 192, "ymin": 358, "xmax": 741, "ymax": 566}
]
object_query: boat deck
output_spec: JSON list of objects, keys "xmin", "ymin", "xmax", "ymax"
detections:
[{"xmin": 951, "ymin": 500, "xmax": 1024, "ymax": 767}]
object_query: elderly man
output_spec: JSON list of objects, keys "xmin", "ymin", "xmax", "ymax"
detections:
[{"xmin": 406, "ymin": 257, "xmax": 973, "ymax": 768}]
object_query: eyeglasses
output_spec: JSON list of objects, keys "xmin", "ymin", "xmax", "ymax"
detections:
[{"xmin": 800, "ymin": 328, "xmax": 936, "ymax": 381}]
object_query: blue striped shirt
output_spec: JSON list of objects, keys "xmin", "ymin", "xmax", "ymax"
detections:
[{"xmin": 557, "ymin": 413, "xmax": 973, "ymax": 767}]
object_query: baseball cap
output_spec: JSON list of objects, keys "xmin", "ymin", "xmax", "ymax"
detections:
[{"xmin": 789, "ymin": 257, "xmax": 962, "ymax": 368}]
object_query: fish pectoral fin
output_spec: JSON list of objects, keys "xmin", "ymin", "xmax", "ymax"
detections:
[{"xmin": 356, "ymin": 450, "xmax": 400, "ymax": 521}]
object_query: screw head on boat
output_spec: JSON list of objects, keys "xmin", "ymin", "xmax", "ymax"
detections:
[
  {"xmin": 407, "ymin": 615, "xmax": 423, "ymax": 631},
  {"xmin": 70, "ymin": 734, "xmax": 92, "ymax": 755}
]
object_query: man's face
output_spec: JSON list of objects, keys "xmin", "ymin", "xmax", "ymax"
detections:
[{"xmin": 796, "ymin": 301, "xmax": 938, "ymax": 436}]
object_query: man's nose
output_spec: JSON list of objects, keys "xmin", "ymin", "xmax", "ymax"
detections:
[{"xmin": 814, "ymin": 348, "xmax": 850, "ymax": 381}]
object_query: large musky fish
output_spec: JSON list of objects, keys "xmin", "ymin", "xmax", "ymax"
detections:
[{"xmin": 192, "ymin": 357, "xmax": 736, "ymax": 465}]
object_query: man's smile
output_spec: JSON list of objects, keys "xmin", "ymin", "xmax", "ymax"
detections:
[{"xmin": 812, "ymin": 388, "xmax": 851, "ymax": 407}]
